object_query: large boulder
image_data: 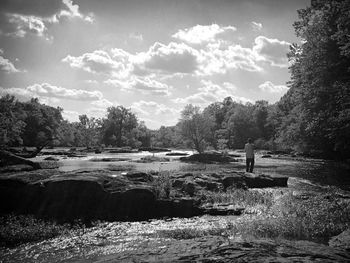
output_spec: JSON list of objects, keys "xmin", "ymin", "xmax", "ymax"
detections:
[
  {"xmin": 222, "ymin": 173, "xmax": 288, "ymax": 189},
  {"xmin": 329, "ymin": 229, "xmax": 350, "ymax": 251}
]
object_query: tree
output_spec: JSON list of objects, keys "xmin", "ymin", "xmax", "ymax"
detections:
[
  {"xmin": 78, "ymin": 115, "xmax": 100, "ymax": 147},
  {"xmin": 21, "ymin": 98, "xmax": 63, "ymax": 148},
  {"xmin": 178, "ymin": 104, "xmax": 214, "ymax": 153},
  {"xmin": 102, "ymin": 106, "xmax": 138, "ymax": 147},
  {"xmin": 278, "ymin": 0, "xmax": 350, "ymax": 158},
  {"xmin": 0, "ymin": 95, "xmax": 26, "ymax": 147}
]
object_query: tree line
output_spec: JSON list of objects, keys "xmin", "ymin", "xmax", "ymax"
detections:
[{"xmin": 0, "ymin": 0, "xmax": 349, "ymax": 159}]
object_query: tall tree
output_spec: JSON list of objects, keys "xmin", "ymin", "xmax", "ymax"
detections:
[
  {"xmin": 0, "ymin": 95, "xmax": 26, "ymax": 147},
  {"xmin": 102, "ymin": 106, "xmax": 138, "ymax": 147},
  {"xmin": 279, "ymin": 0, "xmax": 350, "ymax": 157},
  {"xmin": 179, "ymin": 104, "xmax": 214, "ymax": 153}
]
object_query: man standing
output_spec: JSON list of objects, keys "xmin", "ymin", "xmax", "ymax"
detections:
[{"xmin": 244, "ymin": 138, "xmax": 255, "ymax": 173}]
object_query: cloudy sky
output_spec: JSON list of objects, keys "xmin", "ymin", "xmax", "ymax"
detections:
[{"xmin": 0, "ymin": 0, "xmax": 309, "ymax": 129}]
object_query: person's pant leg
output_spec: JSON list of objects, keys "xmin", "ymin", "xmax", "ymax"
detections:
[
  {"xmin": 246, "ymin": 158, "xmax": 250, "ymax": 172},
  {"xmin": 249, "ymin": 158, "xmax": 255, "ymax": 173}
]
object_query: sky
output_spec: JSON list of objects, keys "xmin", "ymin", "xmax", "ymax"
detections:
[{"xmin": 0, "ymin": 0, "xmax": 310, "ymax": 129}]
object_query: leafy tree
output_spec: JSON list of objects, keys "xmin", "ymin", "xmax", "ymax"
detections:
[
  {"xmin": 278, "ymin": 0, "xmax": 350, "ymax": 158},
  {"xmin": 178, "ymin": 104, "xmax": 214, "ymax": 153},
  {"xmin": 21, "ymin": 98, "xmax": 63, "ymax": 147},
  {"xmin": 0, "ymin": 95, "xmax": 26, "ymax": 147},
  {"xmin": 78, "ymin": 115, "xmax": 101, "ymax": 147},
  {"xmin": 102, "ymin": 106, "xmax": 138, "ymax": 147}
]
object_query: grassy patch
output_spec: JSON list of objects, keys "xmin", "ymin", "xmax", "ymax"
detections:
[
  {"xmin": 151, "ymin": 171, "xmax": 172, "ymax": 199},
  {"xmin": 227, "ymin": 191, "xmax": 350, "ymax": 242},
  {"xmin": 0, "ymin": 214, "xmax": 70, "ymax": 247},
  {"xmin": 199, "ymin": 188, "xmax": 275, "ymax": 214}
]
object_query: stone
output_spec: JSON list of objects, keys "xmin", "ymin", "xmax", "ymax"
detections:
[
  {"xmin": 222, "ymin": 173, "xmax": 288, "ymax": 189},
  {"xmin": 180, "ymin": 153, "xmax": 237, "ymax": 163},
  {"xmin": 329, "ymin": 229, "xmax": 350, "ymax": 251}
]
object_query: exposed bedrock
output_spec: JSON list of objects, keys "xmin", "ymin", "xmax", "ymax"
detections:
[{"xmin": 0, "ymin": 170, "xmax": 288, "ymax": 222}]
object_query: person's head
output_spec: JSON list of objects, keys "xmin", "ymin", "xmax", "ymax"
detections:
[{"xmin": 247, "ymin": 138, "xmax": 252, "ymax": 143}]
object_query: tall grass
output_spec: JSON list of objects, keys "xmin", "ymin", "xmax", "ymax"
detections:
[
  {"xmin": 199, "ymin": 188, "xmax": 274, "ymax": 214},
  {"xmin": 151, "ymin": 171, "xmax": 172, "ymax": 199},
  {"xmin": 0, "ymin": 214, "xmax": 70, "ymax": 247},
  {"xmin": 227, "ymin": 191, "xmax": 350, "ymax": 242}
]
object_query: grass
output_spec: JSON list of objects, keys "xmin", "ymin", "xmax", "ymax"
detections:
[
  {"xmin": 0, "ymin": 214, "xmax": 70, "ymax": 247},
  {"xmin": 226, "ymin": 191, "xmax": 350, "ymax": 243},
  {"xmin": 154, "ymin": 189, "xmax": 350, "ymax": 244},
  {"xmin": 151, "ymin": 171, "xmax": 172, "ymax": 199},
  {"xmin": 200, "ymin": 188, "xmax": 274, "ymax": 212}
]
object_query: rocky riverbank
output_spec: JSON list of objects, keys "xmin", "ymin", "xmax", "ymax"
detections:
[{"xmin": 0, "ymin": 168, "xmax": 287, "ymax": 222}]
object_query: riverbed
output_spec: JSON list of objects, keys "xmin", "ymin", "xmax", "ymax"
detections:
[{"xmin": 1, "ymin": 150, "xmax": 349, "ymax": 262}]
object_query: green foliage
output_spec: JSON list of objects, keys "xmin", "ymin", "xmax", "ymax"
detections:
[
  {"xmin": 276, "ymin": 0, "xmax": 350, "ymax": 158},
  {"xmin": 0, "ymin": 214, "xmax": 69, "ymax": 247},
  {"xmin": 0, "ymin": 95, "xmax": 26, "ymax": 147},
  {"xmin": 152, "ymin": 171, "xmax": 172, "ymax": 199},
  {"xmin": 229, "ymin": 191, "xmax": 350, "ymax": 242},
  {"xmin": 201, "ymin": 189, "xmax": 274, "ymax": 212},
  {"xmin": 101, "ymin": 106, "xmax": 138, "ymax": 147},
  {"xmin": 178, "ymin": 104, "xmax": 215, "ymax": 153},
  {"xmin": 0, "ymin": 95, "xmax": 63, "ymax": 148}
]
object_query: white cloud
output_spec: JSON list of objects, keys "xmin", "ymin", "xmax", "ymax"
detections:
[
  {"xmin": 134, "ymin": 42, "xmax": 200, "ymax": 74},
  {"xmin": 199, "ymin": 42, "xmax": 262, "ymax": 74},
  {"xmin": 91, "ymin": 98, "xmax": 114, "ymax": 108},
  {"xmin": 0, "ymin": 50, "xmax": 20, "ymax": 73},
  {"xmin": 251, "ymin": 21, "xmax": 263, "ymax": 31},
  {"xmin": 172, "ymin": 24, "xmax": 236, "ymax": 44},
  {"xmin": 258, "ymin": 81, "xmax": 289, "ymax": 93},
  {"xmin": 1, "ymin": 83, "xmax": 104, "ymax": 102},
  {"xmin": 173, "ymin": 80, "xmax": 251, "ymax": 106},
  {"xmin": 61, "ymin": 110, "xmax": 80, "ymax": 122},
  {"xmin": 62, "ymin": 50, "xmax": 130, "ymax": 77},
  {"xmin": 105, "ymin": 76, "xmax": 171, "ymax": 96},
  {"xmin": 58, "ymin": 0, "xmax": 94, "ymax": 23},
  {"xmin": 0, "ymin": 0, "xmax": 94, "ymax": 39},
  {"xmin": 131, "ymin": 100, "xmax": 179, "ymax": 129},
  {"xmin": 253, "ymin": 36, "xmax": 290, "ymax": 67}
]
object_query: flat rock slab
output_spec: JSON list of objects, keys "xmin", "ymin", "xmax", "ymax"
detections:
[
  {"xmin": 223, "ymin": 173, "xmax": 288, "ymax": 189},
  {"xmin": 94, "ymin": 237, "xmax": 350, "ymax": 263}
]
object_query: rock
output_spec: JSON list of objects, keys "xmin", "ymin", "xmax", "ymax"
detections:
[
  {"xmin": 44, "ymin": 156, "xmax": 59, "ymax": 161},
  {"xmin": 166, "ymin": 152, "xmax": 189, "ymax": 156},
  {"xmin": 180, "ymin": 153, "xmax": 237, "ymax": 163},
  {"xmin": 90, "ymin": 157, "xmax": 131, "ymax": 162},
  {"xmin": 0, "ymin": 170, "xmax": 206, "ymax": 222},
  {"xmin": 200, "ymin": 203, "xmax": 244, "ymax": 215},
  {"xmin": 155, "ymin": 197, "xmax": 201, "ymax": 218},
  {"xmin": 182, "ymin": 181, "xmax": 196, "ymax": 196},
  {"xmin": 222, "ymin": 173, "xmax": 288, "ymax": 189},
  {"xmin": 177, "ymin": 239, "xmax": 350, "ymax": 262},
  {"xmin": 261, "ymin": 154, "xmax": 272, "ymax": 158},
  {"xmin": 0, "ymin": 164, "xmax": 35, "ymax": 173},
  {"xmin": 136, "ymin": 156, "xmax": 170, "ymax": 163},
  {"xmin": 124, "ymin": 172, "xmax": 154, "ymax": 183},
  {"xmin": 329, "ymin": 229, "xmax": 350, "ymax": 251}
]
